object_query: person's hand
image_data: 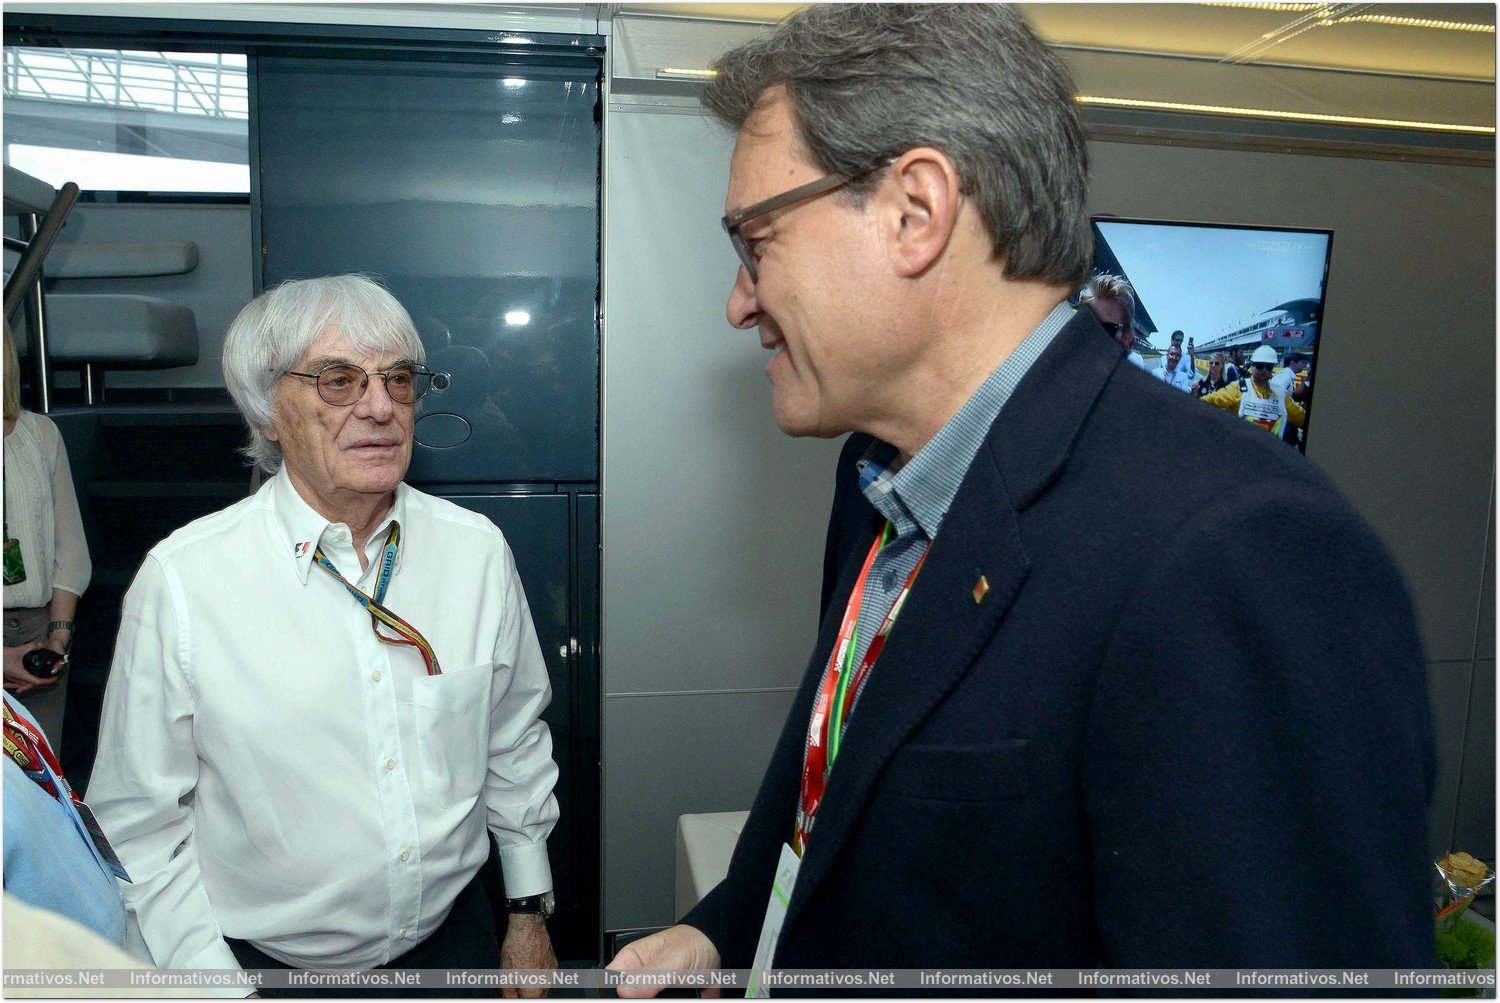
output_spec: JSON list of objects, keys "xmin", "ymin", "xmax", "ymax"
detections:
[
  {"xmin": 43, "ymin": 629, "xmax": 70, "ymax": 659},
  {"xmin": 3, "ymin": 642, "xmax": 56, "ymax": 695},
  {"xmin": 607, "ymin": 925, "xmax": 721, "ymax": 999},
  {"xmin": 500, "ymin": 913, "xmax": 556, "ymax": 999}
]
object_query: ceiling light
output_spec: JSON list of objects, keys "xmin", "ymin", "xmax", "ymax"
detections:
[
  {"xmin": 503, "ymin": 78, "xmax": 526, "ymax": 89},
  {"xmin": 505, "ymin": 310, "xmax": 531, "ymax": 327},
  {"xmin": 1075, "ymin": 94, "xmax": 1495, "ymax": 135},
  {"xmin": 1321, "ymin": 13, "xmax": 1494, "ymax": 33},
  {"xmin": 656, "ymin": 68, "xmax": 718, "ymax": 80},
  {"xmin": 1200, "ymin": 2, "xmax": 1330, "ymax": 12}
]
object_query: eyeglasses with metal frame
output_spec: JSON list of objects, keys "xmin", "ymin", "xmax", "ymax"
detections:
[
  {"xmin": 720, "ymin": 163, "xmax": 890, "ymax": 283},
  {"xmin": 284, "ymin": 362, "xmax": 451, "ymax": 407}
]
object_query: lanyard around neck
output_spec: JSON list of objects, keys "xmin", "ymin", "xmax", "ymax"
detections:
[
  {"xmin": 313, "ymin": 522, "xmax": 442, "ymax": 677},
  {"xmin": 794, "ymin": 520, "xmax": 928, "ymax": 856}
]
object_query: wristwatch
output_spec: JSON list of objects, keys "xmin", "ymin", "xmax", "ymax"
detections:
[
  {"xmin": 46, "ymin": 620, "xmax": 74, "ymax": 652},
  {"xmin": 506, "ymin": 892, "xmax": 555, "ymax": 918}
]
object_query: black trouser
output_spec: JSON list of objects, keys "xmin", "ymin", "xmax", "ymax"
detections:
[{"xmin": 226, "ymin": 873, "xmax": 499, "ymax": 998}]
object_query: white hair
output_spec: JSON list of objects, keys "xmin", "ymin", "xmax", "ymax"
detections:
[
  {"xmin": 222, "ymin": 274, "xmax": 425, "ymax": 474},
  {"xmin": 1079, "ymin": 273, "xmax": 1136, "ymax": 332}
]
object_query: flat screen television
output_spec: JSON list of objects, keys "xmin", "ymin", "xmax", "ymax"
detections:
[{"xmin": 1084, "ymin": 217, "xmax": 1334, "ymax": 452}]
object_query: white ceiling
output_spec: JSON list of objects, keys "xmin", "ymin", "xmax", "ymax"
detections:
[{"xmin": 631, "ymin": 3, "xmax": 1496, "ymax": 82}]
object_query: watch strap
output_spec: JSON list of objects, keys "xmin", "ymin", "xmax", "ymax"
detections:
[{"xmin": 506, "ymin": 892, "xmax": 554, "ymax": 917}]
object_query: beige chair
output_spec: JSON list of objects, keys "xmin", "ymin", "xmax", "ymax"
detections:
[{"xmin": 675, "ymin": 810, "xmax": 750, "ymax": 916}]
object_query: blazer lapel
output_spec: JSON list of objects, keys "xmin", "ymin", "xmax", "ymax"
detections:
[
  {"xmin": 782, "ymin": 444, "xmax": 1031, "ymax": 937},
  {"xmin": 778, "ymin": 309, "xmax": 1121, "ymax": 942},
  {"xmin": 761, "ymin": 503, "xmax": 887, "ymax": 836}
]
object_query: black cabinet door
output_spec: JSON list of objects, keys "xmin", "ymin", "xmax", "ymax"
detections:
[
  {"xmin": 255, "ymin": 52, "xmax": 601, "ymax": 484},
  {"xmin": 443, "ymin": 491, "xmax": 598, "ymax": 960}
]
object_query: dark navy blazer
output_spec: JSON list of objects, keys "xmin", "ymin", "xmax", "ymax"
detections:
[{"xmin": 684, "ymin": 308, "xmax": 1436, "ymax": 972}]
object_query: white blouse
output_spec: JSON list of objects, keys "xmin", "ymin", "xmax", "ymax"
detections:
[{"xmin": 3, "ymin": 410, "xmax": 91, "ymax": 609}]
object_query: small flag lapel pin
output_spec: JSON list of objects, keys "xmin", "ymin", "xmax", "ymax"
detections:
[{"xmin": 972, "ymin": 574, "xmax": 990, "ymax": 604}]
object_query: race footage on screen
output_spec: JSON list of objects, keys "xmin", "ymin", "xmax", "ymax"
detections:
[{"xmin": 1083, "ymin": 218, "xmax": 1333, "ymax": 451}]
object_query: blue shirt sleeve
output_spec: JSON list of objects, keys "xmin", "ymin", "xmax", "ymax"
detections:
[{"xmin": 3, "ymin": 740, "xmax": 129, "ymax": 948}]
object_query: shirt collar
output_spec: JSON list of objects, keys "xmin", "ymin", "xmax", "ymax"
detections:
[
  {"xmin": 269, "ymin": 467, "xmax": 407, "ymax": 584},
  {"xmin": 858, "ymin": 299, "xmax": 1074, "ymax": 540}
]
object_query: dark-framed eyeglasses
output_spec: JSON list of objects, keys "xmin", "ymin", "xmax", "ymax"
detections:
[
  {"xmin": 721, "ymin": 162, "xmax": 889, "ymax": 283},
  {"xmin": 284, "ymin": 363, "xmax": 451, "ymax": 406},
  {"xmin": 1251, "ymin": 363, "xmax": 1275, "ymax": 372},
  {"xmin": 1097, "ymin": 320, "xmax": 1131, "ymax": 340}
]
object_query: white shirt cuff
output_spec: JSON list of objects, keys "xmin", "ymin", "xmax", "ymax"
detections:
[{"xmin": 497, "ymin": 841, "xmax": 552, "ymax": 898}]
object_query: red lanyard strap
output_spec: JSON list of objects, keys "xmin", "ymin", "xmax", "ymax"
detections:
[
  {"xmin": 313, "ymin": 524, "xmax": 442, "ymax": 676},
  {"xmin": 4, "ymin": 699, "xmax": 131, "ymax": 881},
  {"xmin": 4, "ymin": 699, "xmax": 68, "ymax": 798},
  {"xmin": 794, "ymin": 521, "xmax": 927, "ymax": 856}
]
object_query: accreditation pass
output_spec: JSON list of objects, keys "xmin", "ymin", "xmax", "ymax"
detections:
[{"xmin": 746, "ymin": 843, "xmax": 801, "ymax": 998}]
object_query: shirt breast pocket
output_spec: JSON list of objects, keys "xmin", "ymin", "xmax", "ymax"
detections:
[
  {"xmin": 879, "ymin": 738, "xmax": 1034, "ymax": 803},
  {"xmin": 408, "ymin": 664, "xmax": 493, "ymax": 808}
]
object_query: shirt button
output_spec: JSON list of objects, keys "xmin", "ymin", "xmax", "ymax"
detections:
[
  {"xmin": 335, "ymin": 528, "xmax": 348, "ymax": 541},
  {"xmin": 399, "ymin": 850, "xmax": 410, "ymax": 862},
  {"xmin": 372, "ymin": 670, "xmax": 383, "ymax": 682},
  {"xmin": 384, "ymin": 758, "xmax": 396, "ymax": 771}
]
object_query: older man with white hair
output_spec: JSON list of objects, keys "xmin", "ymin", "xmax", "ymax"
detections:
[{"xmin": 89, "ymin": 275, "xmax": 559, "ymax": 996}]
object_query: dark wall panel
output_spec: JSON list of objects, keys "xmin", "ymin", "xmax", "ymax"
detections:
[{"xmin": 255, "ymin": 54, "xmax": 601, "ymax": 484}]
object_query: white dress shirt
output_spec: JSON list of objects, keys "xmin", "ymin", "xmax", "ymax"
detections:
[{"xmin": 88, "ymin": 469, "xmax": 558, "ymax": 972}]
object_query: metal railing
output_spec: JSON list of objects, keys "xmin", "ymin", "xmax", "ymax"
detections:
[{"xmin": 3, "ymin": 46, "xmax": 248, "ymax": 119}]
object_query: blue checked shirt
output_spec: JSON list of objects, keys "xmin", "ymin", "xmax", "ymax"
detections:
[{"xmin": 844, "ymin": 301, "xmax": 1073, "ymax": 693}]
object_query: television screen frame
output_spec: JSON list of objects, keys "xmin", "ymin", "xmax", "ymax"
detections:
[{"xmin": 1087, "ymin": 215, "xmax": 1336, "ymax": 454}]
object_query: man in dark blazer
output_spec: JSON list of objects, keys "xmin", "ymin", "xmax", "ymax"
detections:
[{"xmin": 610, "ymin": 4, "xmax": 1436, "ymax": 986}]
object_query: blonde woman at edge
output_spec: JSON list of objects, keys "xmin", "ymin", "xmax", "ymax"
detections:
[{"xmin": 3, "ymin": 322, "xmax": 90, "ymax": 752}]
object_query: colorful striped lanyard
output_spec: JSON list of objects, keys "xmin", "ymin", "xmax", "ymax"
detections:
[
  {"xmin": 793, "ymin": 520, "xmax": 928, "ymax": 856},
  {"xmin": 313, "ymin": 522, "xmax": 442, "ymax": 676}
]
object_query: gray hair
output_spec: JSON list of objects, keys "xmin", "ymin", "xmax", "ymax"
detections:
[
  {"xmin": 702, "ymin": 3, "xmax": 1091, "ymax": 287},
  {"xmin": 222, "ymin": 274, "xmax": 424, "ymax": 474},
  {"xmin": 1079, "ymin": 273, "xmax": 1136, "ymax": 331}
]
